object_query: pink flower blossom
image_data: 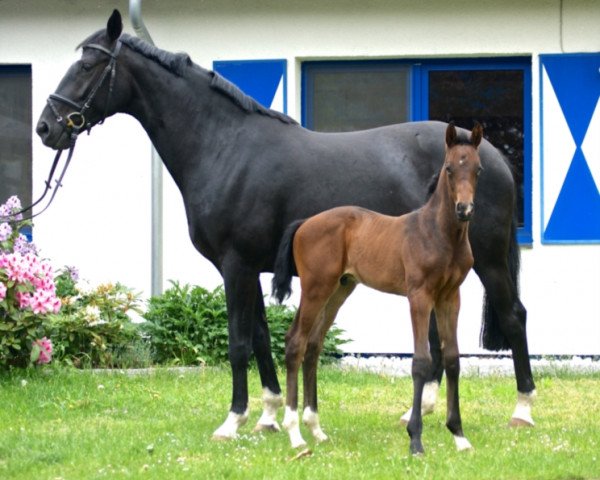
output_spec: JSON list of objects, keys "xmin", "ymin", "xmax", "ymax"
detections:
[
  {"xmin": 0, "ymin": 222, "xmax": 12, "ymax": 242},
  {"xmin": 33, "ymin": 337, "xmax": 53, "ymax": 365},
  {"xmin": 0, "ymin": 282, "xmax": 6, "ymax": 301}
]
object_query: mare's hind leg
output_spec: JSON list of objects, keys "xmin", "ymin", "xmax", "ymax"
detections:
[
  {"xmin": 302, "ymin": 279, "xmax": 356, "ymax": 443},
  {"xmin": 435, "ymin": 294, "xmax": 472, "ymax": 451},
  {"xmin": 475, "ymin": 260, "xmax": 536, "ymax": 426},
  {"xmin": 283, "ymin": 281, "xmax": 337, "ymax": 449},
  {"xmin": 400, "ymin": 313, "xmax": 442, "ymax": 425},
  {"xmin": 252, "ymin": 282, "xmax": 283, "ymax": 433}
]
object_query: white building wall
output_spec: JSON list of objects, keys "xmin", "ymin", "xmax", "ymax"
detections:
[{"xmin": 1, "ymin": 0, "xmax": 598, "ymax": 355}]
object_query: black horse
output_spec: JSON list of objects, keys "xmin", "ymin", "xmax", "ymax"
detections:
[{"xmin": 36, "ymin": 10, "xmax": 536, "ymax": 439}]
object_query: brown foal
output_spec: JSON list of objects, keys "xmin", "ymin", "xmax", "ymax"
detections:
[{"xmin": 272, "ymin": 122, "xmax": 483, "ymax": 454}]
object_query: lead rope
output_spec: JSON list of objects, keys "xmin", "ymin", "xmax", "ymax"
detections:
[{"xmin": 1, "ymin": 135, "xmax": 77, "ymax": 222}]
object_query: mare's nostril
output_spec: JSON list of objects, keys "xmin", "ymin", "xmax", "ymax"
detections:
[{"xmin": 36, "ymin": 121, "xmax": 49, "ymax": 136}]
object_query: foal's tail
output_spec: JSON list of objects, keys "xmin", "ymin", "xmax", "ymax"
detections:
[
  {"xmin": 272, "ymin": 219, "xmax": 304, "ymax": 304},
  {"xmin": 480, "ymin": 215, "xmax": 520, "ymax": 351}
]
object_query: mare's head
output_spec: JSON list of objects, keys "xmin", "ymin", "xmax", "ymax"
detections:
[
  {"xmin": 36, "ymin": 10, "xmax": 125, "ymax": 150},
  {"xmin": 443, "ymin": 122, "xmax": 483, "ymax": 222}
]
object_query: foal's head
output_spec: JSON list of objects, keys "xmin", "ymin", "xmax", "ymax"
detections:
[{"xmin": 443, "ymin": 122, "xmax": 483, "ymax": 222}]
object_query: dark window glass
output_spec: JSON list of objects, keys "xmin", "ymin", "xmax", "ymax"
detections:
[
  {"xmin": 0, "ymin": 65, "xmax": 32, "ymax": 209},
  {"xmin": 428, "ymin": 69, "xmax": 525, "ymax": 226},
  {"xmin": 304, "ymin": 63, "xmax": 410, "ymax": 132}
]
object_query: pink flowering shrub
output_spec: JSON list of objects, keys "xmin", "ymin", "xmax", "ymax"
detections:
[
  {"xmin": 0, "ymin": 196, "xmax": 60, "ymax": 368},
  {"xmin": 31, "ymin": 337, "xmax": 53, "ymax": 365}
]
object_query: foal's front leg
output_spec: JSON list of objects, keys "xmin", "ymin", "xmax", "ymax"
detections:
[
  {"xmin": 407, "ymin": 294, "xmax": 433, "ymax": 455},
  {"xmin": 436, "ymin": 297, "xmax": 472, "ymax": 451}
]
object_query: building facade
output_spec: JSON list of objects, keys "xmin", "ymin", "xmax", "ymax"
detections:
[{"xmin": 1, "ymin": 0, "xmax": 599, "ymax": 354}]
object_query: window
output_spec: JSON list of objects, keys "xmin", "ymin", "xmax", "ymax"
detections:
[
  {"xmin": 0, "ymin": 65, "xmax": 32, "ymax": 211},
  {"xmin": 303, "ymin": 58, "xmax": 532, "ymax": 243}
]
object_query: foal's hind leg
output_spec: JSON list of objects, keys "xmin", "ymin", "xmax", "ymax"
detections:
[
  {"xmin": 302, "ymin": 280, "xmax": 356, "ymax": 443},
  {"xmin": 283, "ymin": 283, "xmax": 335, "ymax": 449},
  {"xmin": 435, "ymin": 294, "xmax": 472, "ymax": 451}
]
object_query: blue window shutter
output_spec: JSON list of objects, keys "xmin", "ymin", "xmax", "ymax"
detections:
[
  {"xmin": 540, "ymin": 53, "xmax": 600, "ymax": 243},
  {"xmin": 213, "ymin": 59, "xmax": 287, "ymax": 113}
]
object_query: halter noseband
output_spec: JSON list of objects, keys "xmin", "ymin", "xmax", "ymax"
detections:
[{"xmin": 47, "ymin": 40, "xmax": 122, "ymax": 137}]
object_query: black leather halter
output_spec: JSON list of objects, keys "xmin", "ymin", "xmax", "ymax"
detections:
[{"xmin": 2, "ymin": 41, "xmax": 123, "ymax": 222}]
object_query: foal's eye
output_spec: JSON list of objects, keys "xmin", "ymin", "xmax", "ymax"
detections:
[
  {"xmin": 477, "ymin": 166, "xmax": 483, "ymax": 176},
  {"xmin": 445, "ymin": 165, "xmax": 453, "ymax": 176}
]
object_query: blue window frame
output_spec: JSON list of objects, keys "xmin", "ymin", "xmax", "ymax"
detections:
[{"xmin": 302, "ymin": 58, "xmax": 532, "ymax": 244}]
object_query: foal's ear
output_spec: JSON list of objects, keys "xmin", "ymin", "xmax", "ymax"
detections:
[
  {"xmin": 470, "ymin": 122, "xmax": 483, "ymax": 148},
  {"xmin": 445, "ymin": 121, "xmax": 458, "ymax": 148},
  {"xmin": 107, "ymin": 9, "xmax": 123, "ymax": 42}
]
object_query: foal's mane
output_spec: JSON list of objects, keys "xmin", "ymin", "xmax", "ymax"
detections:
[{"xmin": 79, "ymin": 31, "xmax": 297, "ymax": 126}]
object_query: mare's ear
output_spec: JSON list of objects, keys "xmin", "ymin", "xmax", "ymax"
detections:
[
  {"xmin": 470, "ymin": 122, "xmax": 483, "ymax": 148},
  {"xmin": 445, "ymin": 121, "xmax": 457, "ymax": 148},
  {"xmin": 107, "ymin": 9, "xmax": 123, "ymax": 42}
]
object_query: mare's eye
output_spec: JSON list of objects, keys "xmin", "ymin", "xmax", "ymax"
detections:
[{"xmin": 81, "ymin": 62, "xmax": 93, "ymax": 72}]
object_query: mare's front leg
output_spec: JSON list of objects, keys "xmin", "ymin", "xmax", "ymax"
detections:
[
  {"xmin": 436, "ymin": 294, "xmax": 472, "ymax": 451},
  {"xmin": 212, "ymin": 257, "xmax": 259, "ymax": 440},
  {"xmin": 252, "ymin": 282, "xmax": 283, "ymax": 433},
  {"xmin": 406, "ymin": 292, "xmax": 433, "ymax": 455}
]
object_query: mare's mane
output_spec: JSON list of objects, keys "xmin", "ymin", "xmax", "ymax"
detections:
[{"xmin": 79, "ymin": 31, "xmax": 297, "ymax": 126}]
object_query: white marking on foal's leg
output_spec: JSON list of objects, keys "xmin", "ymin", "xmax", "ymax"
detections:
[
  {"xmin": 454, "ymin": 435, "xmax": 473, "ymax": 451},
  {"xmin": 400, "ymin": 381, "xmax": 439, "ymax": 424},
  {"xmin": 510, "ymin": 389, "xmax": 537, "ymax": 427},
  {"xmin": 283, "ymin": 406, "xmax": 307, "ymax": 449},
  {"xmin": 254, "ymin": 388, "xmax": 283, "ymax": 433},
  {"xmin": 212, "ymin": 409, "xmax": 249, "ymax": 440},
  {"xmin": 303, "ymin": 407, "xmax": 328, "ymax": 443}
]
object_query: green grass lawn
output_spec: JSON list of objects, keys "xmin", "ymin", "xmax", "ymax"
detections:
[{"xmin": 1, "ymin": 366, "xmax": 599, "ymax": 479}]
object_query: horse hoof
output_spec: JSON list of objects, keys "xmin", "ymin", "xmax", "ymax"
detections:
[
  {"xmin": 289, "ymin": 448, "xmax": 313, "ymax": 461},
  {"xmin": 509, "ymin": 417, "xmax": 535, "ymax": 427},
  {"xmin": 409, "ymin": 441, "xmax": 425, "ymax": 456},
  {"xmin": 253, "ymin": 422, "xmax": 281, "ymax": 433},
  {"xmin": 454, "ymin": 436, "xmax": 473, "ymax": 451}
]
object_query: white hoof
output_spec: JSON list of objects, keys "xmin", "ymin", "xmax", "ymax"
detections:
[
  {"xmin": 283, "ymin": 407, "xmax": 307, "ymax": 449},
  {"xmin": 303, "ymin": 407, "xmax": 329, "ymax": 443},
  {"xmin": 254, "ymin": 388, "xmax": 283, "ymax": 433},
  {"xmin": 510, "ymin": 390, "xmax": 536, "ymax": 427},
  {"xmin": 212, "ymin": 410, "xmax": 249, "ymax": 440},
  {"xmin": 454, "ymin": 435, "xmax": 473, "ymax": 451}
]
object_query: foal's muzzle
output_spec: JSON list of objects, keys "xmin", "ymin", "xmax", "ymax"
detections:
[{"xmin": 456, "ymin": 202, "xmax": 474, "ymax": 222}]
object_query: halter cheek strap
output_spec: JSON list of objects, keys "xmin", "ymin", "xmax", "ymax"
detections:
[{"xmin": 47, "ymin": 40, "xmax": 122, "ymax": 136}]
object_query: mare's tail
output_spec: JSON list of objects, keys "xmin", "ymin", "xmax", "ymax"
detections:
[
  {"xmin": 479, "ymin": 215, "xmax": 520, "ymax": 351},
  {"xmin": 272, "ymin": 219, "xmax": 304, "ymax": 304}
]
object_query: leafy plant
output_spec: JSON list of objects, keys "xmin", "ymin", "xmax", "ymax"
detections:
[
  {"xmin": 48, "ymin": 268, "xmax": 144, "ymax": 368},
  {"xmin": 142, "ymin": 281, "xmax": 348, "ymax": 366},
  {"xmin": 0, "ymin": 196, "xmax": 59, "ymax": 369}
]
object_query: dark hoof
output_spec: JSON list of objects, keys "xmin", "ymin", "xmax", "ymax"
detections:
[{"xmin": 410, "ymin": 440, "xmax": 425, "ymax": 456}]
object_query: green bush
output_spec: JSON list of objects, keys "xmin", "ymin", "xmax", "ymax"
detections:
[
  {"xmin": 142, "ymin": 281, "xmax": 348, "ymax": 366},
  {"xmin": 48, "ymin": 269, "xmax": 146, "ymax": 368}
]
